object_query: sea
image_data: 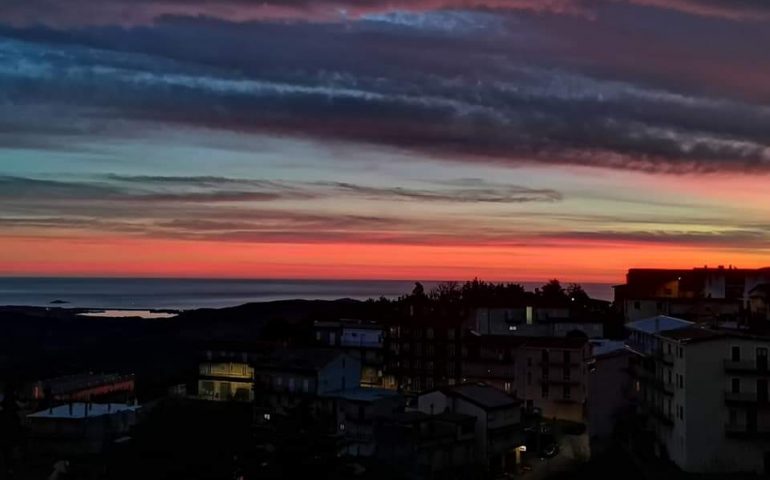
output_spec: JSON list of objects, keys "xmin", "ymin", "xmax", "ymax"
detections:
[{"xmin": 0, "ymin": 277, "xmax": 614, "ymax": 311}]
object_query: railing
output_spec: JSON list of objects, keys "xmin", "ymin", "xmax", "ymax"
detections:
[{"xmin": 724, "ymin": 360, "xmax": 767, "ymax": 373}]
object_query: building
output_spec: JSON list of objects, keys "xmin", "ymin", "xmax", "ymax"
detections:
[
  {"xmin": 749, "ymin": 284, "xmax": 770, "ymax": 323},
  {"xmin": 463, "ymin": 334, "xmax": 591, "ymax": 422},
  {"xmin": 23, "ymin": 373, "xmax": 136, "ymax": 403},
  {"xmin": 587, "ymin": 340, "xmax": 633, "ymax": 450},
  {"xmin": 374, "ymin": 410, "xmax": 478, "ymax": 477},
  {"xmin": 615, "ymin": 266, "xmax": 770, "ymax": 323},
  {"xmin": 198, "ymin": 361, "xmax": 255, "ymax": 401},
  {"xmin": 26, "ymin": 402, "xmax": 140, "ymax": 455},
  {"xmin": 627, "ymin": 315, "xmax": 770, "ymax": 474},
  {"xmin": 385, "ymin": 316, "xmax": 464, "ymax": 396},
  {"xmin": 417, "ymin": 383, "xmax": 524, "ymax": 473},
  {"xmin": 466, "ymin": 306, "xmax": 604, "ymax": 338},
  {"xmin": 313, "ymin": 319, "xmax": 388, "ymax": 388},
  {"xmin": 253, "ymin": 348, "xmax": 361, "ymax": 417},
  {"xmin": 329, "ymin": 387, "xmax": 405, "ymax": 457}
]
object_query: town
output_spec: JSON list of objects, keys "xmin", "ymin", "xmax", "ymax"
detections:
[{"xmin": 2, "ymin": 265, "xmax": 770, "ymax": 479}]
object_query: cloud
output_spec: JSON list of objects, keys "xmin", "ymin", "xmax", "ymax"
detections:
[
  {"xmin": 1, "ymin": 20, "xmax": 769, "ymax": 175},
  {"xmin": 1, "ymin": 0, "xmax": 769, "ymax": 28}
]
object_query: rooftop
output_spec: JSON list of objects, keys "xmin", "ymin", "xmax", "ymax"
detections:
[
  {"xmin": 254, "ymin": 347, "xmax": 345, "ymax": 373},
  {"xmin": 626, "ymin": 315, "xmax": 693, "ymax": 335},
  {"xmin": 590, "ymin": 339, "xmax": 628, "ymax": 357},
  {"xmin": 659, "ymin": 327, "xmax": 725, "ymax": 344},
  {"xmin": 439, "ymin": 383, "xmax": 519, "ymax": 410},
  {"xmin": 323, "ymin": 387, "xmax": 401, "ymax": 403},
  {"xmin": 28, "ymin": 402, "xmax": 140, "ymax": 419}
]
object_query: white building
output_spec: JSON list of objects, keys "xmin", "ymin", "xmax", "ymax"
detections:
[
  {"xmin": 417, "ymin": 383, "xmax": 523, "ymax": 472},
  {"xmin": 627, "ymin": 316, "xmax": 770, "ymax": 474}
]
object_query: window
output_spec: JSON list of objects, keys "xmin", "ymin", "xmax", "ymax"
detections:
[
  {"xmin": 542, "ymin": 384, "xmax": 549, "ymax": 399},
  {"xmin": 504, "ymin": 382, "xmax": 512, "ymax": 393},
  {"xmin": 729, "ymin": 409, "xmax": 738, "ymax": 425},
  {"xmin": 732, "ymin": 346, "xmax": 741, "ymax": 362},
  {"xmin": 564, "ymin": 351, "xmax": 571, "ymax": 364},
  {"xmin": 667, "ymin": 370, "xmax": 672, "ymax": 384},
  {"xmin": 563, "ymin": 385, "xmax": 571, "ymax": 400},
  {"xmin": 678, "ymin": 347, "xmax": 684, "ymax": 359},
  {"xmin": 563, "ymin": 367, "xmax": 570, "ymax": 381},
  {"xmin": 731, "ymin": 378, "xmax": 741, "ymax": 394},
  {"xmin": 667, "ymin": 344, "xmax": 672, "ymax": 355},
  {"xmin": 527, "ymin": 372, "xmax": 532, "ymax": 385},
  {"xmin": 678, "ymin": 374, "xmax": 684, "ymax": 388},
  {"xmin": 542, "ymin": 367, "xmax": 549, "ymax": 380},
  {"xmin": 527, "ymin": 357, "xmax": 532, "ymax": 367},
  {"xmin": 634, "ymin": 301, "xmax": 641, "ymax": 310},
  {"xmin": 542, "ymin": 350, "xmax": 550, "ymax": 365}
]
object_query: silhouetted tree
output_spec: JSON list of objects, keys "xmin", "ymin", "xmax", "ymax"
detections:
[{"xmin": 539, "ymin": 279, "xmax": 567, "ymax": 302}]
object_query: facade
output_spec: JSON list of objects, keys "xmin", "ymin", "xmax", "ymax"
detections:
[
  {"xmin": 26, "ymin": 403, "xmax": 140, "ymax": 455},
  {"xmin": 198, "ymin": 362, "xmax": 255, "ymax": 401},
  {"xmin": 417, "ymin": 383, "xmax": 523, "ymax": 473},
  {"xmin": 314, "ymin": 319, "xmax": 387, "ymax": 388},
  {"xmin": 385, "ymin": 318, "xmax": 464, "ymax": 395},
  {"xmin": 587, "ymin": 340, "xmax": 633, "ymax": 449},
  {"xmin": 330, "ymin": 387, "xmax": 405, "ymax": 457},
  {"xmin": 463, "ymin": 334, "xmax": 591, "ymax": 422},
  {"xmin": 627, "ymin": 316, "xmax": 770, "ymax": 474},
  {"xmin": 466, "ymin": 306, "xmax": 603, "ymax": 338},
  {"xmin": 374, "ymin": 411, "xmax": 478, "ymax": 477},
  {"xmin": 749, "ymin": 284, "xmax": 770, "ymax": 323},
  {"xmin": 253, "ymin": 348, "xmax": 361, "ymax": 416},
  {"xmin": 616, "ymin": 266, "xmax": 770, "ymax": 323}
]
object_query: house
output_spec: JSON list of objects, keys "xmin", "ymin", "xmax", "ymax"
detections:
[
  {"xmin": 327, "ymin": 387, "xmax": 405, "ymax": 457},
  {"xmin": 627, "ymin": 316, "xmax": 770, "ymax": 474},
  {"xmin": 314, "ymin": 319, "xmax": 388, "ymax": 388},
  {"xmin": 417, "ymin": 383, "xmax": 523, "ymax": 473},
  {"xmin": 374, "ymin": 411, "xmax": 478, "ymax": 477},
  {"xmin": 198, "ymin": 361, "xmax": 254, "ymax": 401},
  {"xmin": 26, "ymin": 402, "xmax": 140, "ymax": 455},
  {"xmin": 253, "ymin": 348, "xmax": 361, "ymax": 418}
]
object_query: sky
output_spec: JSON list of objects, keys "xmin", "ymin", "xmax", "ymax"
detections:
[{"xmin": 1, "ymin": 0, "xmax": 770, "ymax": 283}]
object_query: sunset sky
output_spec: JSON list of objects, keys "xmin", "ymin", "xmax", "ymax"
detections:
[{"xmin": 1, "ymin": 0, "xmax": 770, "ymax": 282}]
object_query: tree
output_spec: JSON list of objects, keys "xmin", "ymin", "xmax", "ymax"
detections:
[{"xmin": 539, "ymin": 279, "xmax": 566, "ymax": 302}]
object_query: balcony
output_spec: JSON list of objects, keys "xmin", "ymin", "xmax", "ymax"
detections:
[
  {"xmin": 724, "ymin": 391, "xmax": 770, "ymax": 406},
  {"xmin": 654, "ymin": 349, "xmax": 674, "ymax": 365},
  {"xmin": 724, "ymin": 360, "xmax": 768, "ymax": 374},
  {"xmin": 725, "ymin": 423, "xmax": 770, "ymax": 439}
]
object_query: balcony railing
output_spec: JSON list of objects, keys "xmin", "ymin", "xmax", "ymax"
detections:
[
  {"xmin": 725, "ymin": 391, "xmax": 769, "ymax": 405},
  {"xmin": 724, "ymin": 360, "xmax": 768, "ymax": 374},
  {"xmin": 725, "ymin": 423, "xmax": 770, "ymax": 439}
]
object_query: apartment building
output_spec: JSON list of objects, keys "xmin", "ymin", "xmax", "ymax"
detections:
[
  {"xmin": 198, "ymin": 361, "xmax": 255, "ymax": 401},
  {"xmin": 616, "ymin": 266, "xmax": 770, "ymax": 323},
  {"xmin": 466, "ymin": 306, "xmax": 604, "ymax": 338},
  {"xmin": 627, "ymin": 315, "xmax": 770, "ymax": 474},
  {"xmin": 313, "ymin": 319, "xmax": 387, "ymax": 388},
  {"xmin": 463, "ymin": 334, "xmax": 591, "ymax": 422}
]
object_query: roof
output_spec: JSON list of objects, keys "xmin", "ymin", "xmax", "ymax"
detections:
[
  {"xmin": 626, "ymin": 315, "xmax": 693, "ymax": 335},
  {"xmin": 323, "ymin": 387, "xmax": 401, "ymax": 403},
  {"xmin": 437, "ymin": 383, "xmax": 519, "ymax": 410},
  {"xmin": 658, "ymin": 327, "xmax": 725, "ymax": 344},
  {"xmin": 749, "ymin": 284, "xmax": 770, "ymax": 297},
  {"xmin": 314, "ymin": 318, "xmax": 383, "ymax": 330},
  {"xmin": 31, "ymin": 373, "xmax": 134, "ymax": 396},
  {"xmin": 590, "ymin": 339, "xmax": 628, "ymax": 358},
  {"xmin": 465, "ymin": 334, "xmax": 588, "ymax": 350},
  {"xmin": 28, "ymin": 403, "xmax": 140, "ymax": 419},
  {"xmin": 254, "ymin": 348, "xmax": 345, "ymax": 373}
]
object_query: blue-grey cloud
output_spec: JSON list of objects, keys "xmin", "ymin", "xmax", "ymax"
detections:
[{"xmin": 0, "ymin": 9, "xmax": 769, "ymax": 174}]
